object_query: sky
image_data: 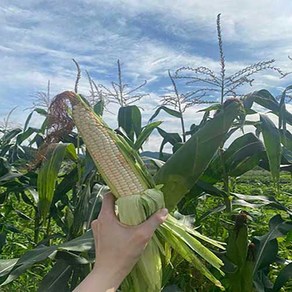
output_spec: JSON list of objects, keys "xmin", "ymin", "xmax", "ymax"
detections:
[{"xmin": 1, "ymin": 0, "xmax": 292, "ymax": 150}]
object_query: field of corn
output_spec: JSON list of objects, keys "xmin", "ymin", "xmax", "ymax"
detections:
[
  {"xmin": 0, "ymin": 15, "xmax": 292, "ymax": 291},
  {"xmin": 0, "ymin": 82, "xmax": 291, "ymax": 292}
]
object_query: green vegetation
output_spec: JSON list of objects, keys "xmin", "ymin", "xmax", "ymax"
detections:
[
  {"xmin": 0, "ymin": 85, "xmax": 291, "ymax": 291},
  {"xmin": 0, "ymin": 14, "xmax": 291, "ymax": 292}
]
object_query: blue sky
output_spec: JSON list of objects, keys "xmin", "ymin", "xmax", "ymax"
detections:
[{"xmin": 1, "ymin": 0, "xmax": 292, "ymax": 149}]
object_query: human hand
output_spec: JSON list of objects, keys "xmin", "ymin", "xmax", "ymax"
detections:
[{"xmin": 74, "ymin": 192, "xmax": 168, "ymax": 292}]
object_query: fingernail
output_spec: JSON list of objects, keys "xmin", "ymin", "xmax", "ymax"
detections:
[{"xmin": 160, "ymin": 208, "xmax": 168, "ymax": 216}]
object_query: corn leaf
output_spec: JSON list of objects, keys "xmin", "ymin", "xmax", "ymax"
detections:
[
  {"xmin": 157, "ymin": 127, "xmax": 182, "ymax": 157},
  {"xmin": 149, "ymin": 105, "xmax": 182, "ymax": 121},
  {"xmin": 154, "ymin": 101, "xmax": 241, "ymax": 210},
  {"xmin": 162, "ymin": 217, "xmax": 224, "ymax": 271},
  {"xmin": 0, "ymin": 259, "xmax": 18, "ymax": 278},
  {"xmin": 158, "ymin": 225, "xmax": 224, "ymax": 290},
  {"xmin": 37, "ymin": 143, "xmax": 77, "ymax": 220},
  {"xmin": 59, "ymin": 230, "xmax": 94, "ymax": 252},
  {"xmin": 223, "ymin": 133, "xmax": 265, "ymax": 177},
  {"xmin": 93, "ymin": 99, "xmax": 104, "ymax": 116},
  {"xmin": 133, "ymin": 121, "xmax": 162, "ymax": 150},
  {"xmin": 118, "ymin": 105, "xmax": 142, "ymax": 141},
  {"xmin": 273, "ymin": 262, "xmax": 292, "ymax": 292},
  {"xmin": 253, "ymin": 215, "xmax": 292, "ymax": 276},
  {"xmin": 280, "ymin": 129, "xmax": 292, "ymax": 151},
  {"xmin": 260, "ymin": 114, "xmax": 281, "ymax": 184},
  {"xmin": 246, "ymin": 89, "xmax": 292, "ymax": 125},
  {"xmin": 23, "ymin": 108, "xmax": 47, "ymax": 132},
  {"xmin": 249, "ymin": 89, "xmax": 279, "ymax": 112},
  {"xmin": 232, "ymin": 193, "xmax": 291, "ymax": 214},
  {"xmin": 38, "ymin": 261, "xmax": 72, "ymax": 292},
  {"xmin": 0, "ymin": 246, "xmax": 57, "ymax": 286}
]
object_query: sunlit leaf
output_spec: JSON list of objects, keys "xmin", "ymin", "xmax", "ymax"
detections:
[
  {"xmin": 37, "ymin": 143, "xmax": 77, "ymax": 220},
  {"xmin": 260, "ymin": 114, "xmax": 281, "ymax": 184},
  {"xmin": 134, "ymin": 121, "xmax": 162, "ymax": 150},
  {"xmin": 155, "ymin": 101, "xmax": 241, "ymax": 210}
]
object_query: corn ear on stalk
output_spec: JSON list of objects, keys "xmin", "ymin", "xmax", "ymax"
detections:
[
  {"xmin": 55, "ymin": 91, "xmax": 226, "ymax": 291},
  {"xmin": 226, "ymin": 212, "xmax": 249, "ymax": 292}
]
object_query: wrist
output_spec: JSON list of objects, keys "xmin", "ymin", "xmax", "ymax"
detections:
[
  {"xmin": 73, "ymin": 266, "xmax": 123, "ymax": 292},
  {"xmin": 91, "ymin": 264, "xmax": 125, "ymax": 291}
]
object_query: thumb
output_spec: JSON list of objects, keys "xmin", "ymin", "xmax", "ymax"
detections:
[
  {"xmin": 140, "ymin": 208, "xmax": 168, "ymax": 234},
  {"xmin": 99, "ymin": 192, "xmax": 116, "ymax": 218}
]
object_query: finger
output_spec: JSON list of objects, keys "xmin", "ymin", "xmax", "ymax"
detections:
[
  {"xmin": 99, "ymin": 192, "xmax": 116, "ymax": 218},
  {"xmin": 139, "ymin": 208, "xmax": 168, "ymax": 234}
]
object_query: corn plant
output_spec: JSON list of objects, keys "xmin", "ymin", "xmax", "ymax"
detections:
[{"xmin": 174, "ymin": 14, "xmax": 287, "ymax": 105}]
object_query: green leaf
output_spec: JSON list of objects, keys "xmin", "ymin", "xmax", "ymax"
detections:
[
  {"xmin": 37, "ymin": 143, "xmax": 77, "ymax": 220},
  {"xmin": 23, "ymin": 110, "xmax": 34, "ymax": 132},
  {"xmin": 253, "ymin": 215, "xmax": 292, "ymax": 275},
  {"xmin": 158, "ymin": 224, "xmax": 224, "ymax": 290},
  {"xmin": 251, "ymin": 89, "xmax": 279, "ymax": 112},
  {"xmin": 0, "ymin": 172, "xmax": 23, "ymax": 185},
  {"xmin": 0, "ymin": 246, "xmax": 57, "ymax": 286},
  {"xmin": 273, "ymin": 262, "xmax": 292, "ymax": 291},
  {"xmin": 133, "ymin": 121, "xmax": 162, "ymax": 150},
  {"xmin": 1, "ymin": 128, "xmax": 22, "ymax": 144},
  {"xmin": 149, "ymin": 106, "xmax": 182, "ymax": 121},
  {"xmin": 59, "ymin": 230, "xmax": 94, "ymax": 252},
  {"xmin": 157, "ymin": 128, "xmax": 182, "ymax": 156},
  {"xmin": 280, "ymin": 129, "xmax": 292, "ymax": 151},
  {"xmin": 34, "ymin": 108, "xmax": 48, "ymax": 116},
  {"xmin": 23, "ymin": 108, "xmax": 47, "ymax": 132},
  {"xmin": 154, "ymin": 100, "xmax": 241, "ymax": 210},
  {"xmin": 38, "ymin": 261, "xmax": 72, "ymax": 292},
  {"xmin": 16, "ymin": 127, "xmax": 38, "ymax": 145},
  {"xmin": 197, "ymin": 103, "xmax": 221, "ymax": 112},
  {"xmin": 260, "ymin": 114, "xmax": 281, "ymax": 184},
  {"xmin": 162, "ymin": 285, "xmax": 182, "ymax": 292},
  {"xmin": 118, "ymin": 106, "xmax": 142, "ymax": 141},
  {"xmin": 55, "ymin": 250, "xmax": 90, "ymax": 265},
  {"xmin": 249, "ymin": 89, "xmax": 292, "ymax": 125},
  {"xmin": 0, "ymin": 259, "xmax": 18, "ymax": 278},
  {"xmin": 232, "ymin": 193, "xmax": 291, "ymax": 215},
  {"xmin": 224, "ymin": 133, "xmax": 264, "ymax": 176}
]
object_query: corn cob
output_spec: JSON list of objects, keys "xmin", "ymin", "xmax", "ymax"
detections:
[
  {"xmin": 59, "ymin": 91, "xmax": 225, "ymax": 291},
  {"xmin": 72, "ymin": 96, "xmax": 150, "ymax": 198}
]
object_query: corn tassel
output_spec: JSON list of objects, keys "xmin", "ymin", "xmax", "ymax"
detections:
[{"xmin": 58, "ymin": 91, "xmax": 225, "ymax": 291}]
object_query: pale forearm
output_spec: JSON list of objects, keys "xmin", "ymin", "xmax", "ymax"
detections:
[{"xmin": 73, "ymin": 267, "xmax": 123, "ymax": 292}]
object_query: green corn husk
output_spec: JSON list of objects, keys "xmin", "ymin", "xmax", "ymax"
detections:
[{"xmin": 116, "ymin": 187, "xmax": 165, "ymax": 292}]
